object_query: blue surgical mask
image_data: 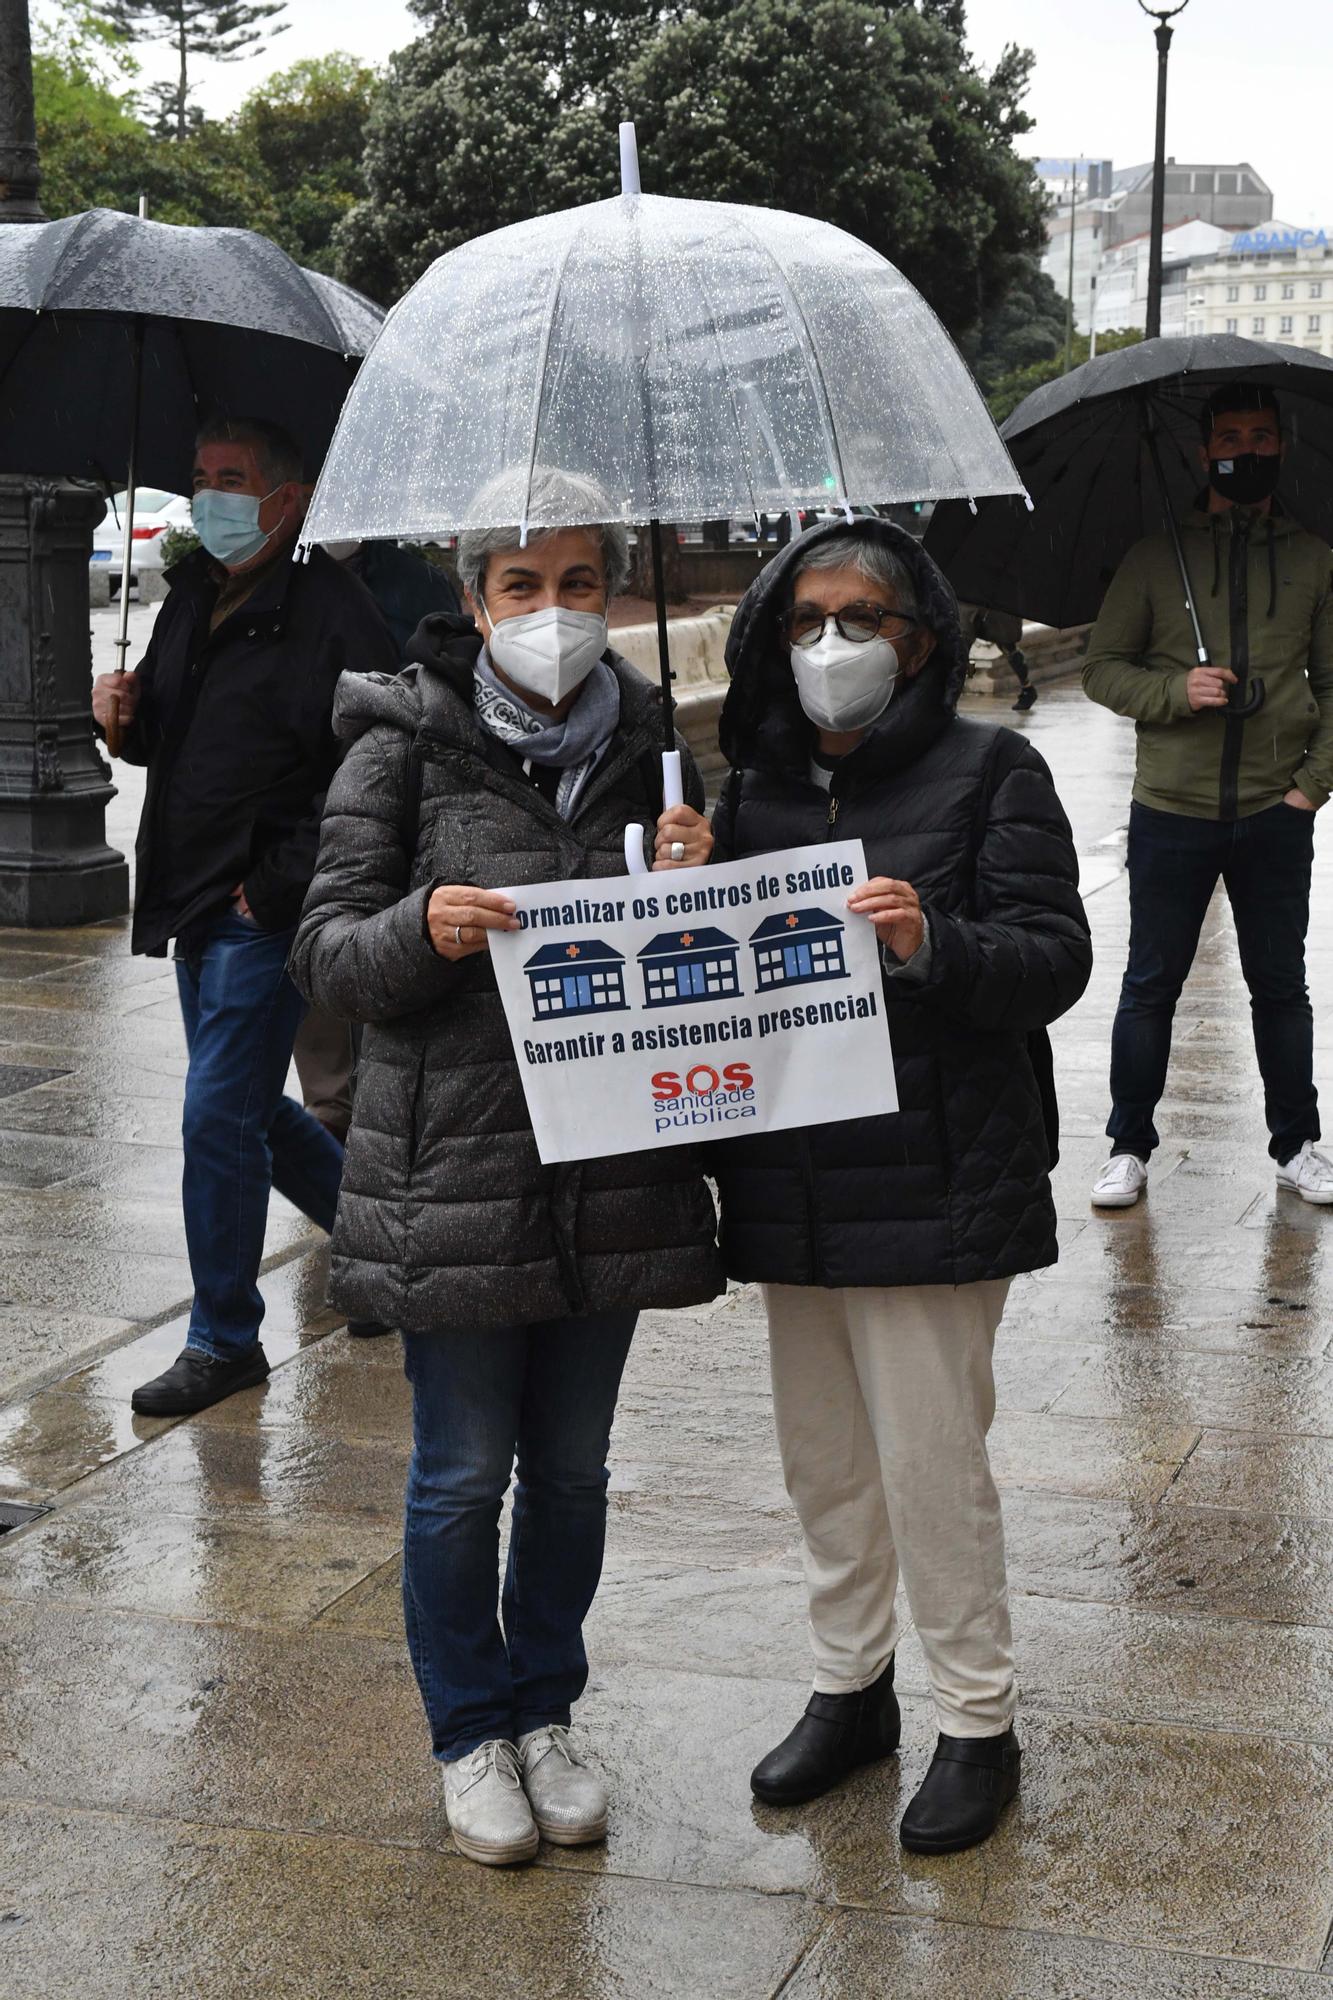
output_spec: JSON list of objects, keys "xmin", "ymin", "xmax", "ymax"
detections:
[{"xmin": 191, "ymin": 484, "xmax": 282, "ymax": 567}]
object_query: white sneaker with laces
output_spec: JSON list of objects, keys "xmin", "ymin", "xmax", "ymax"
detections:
[
  {"xmin": 1276, "ymin": 1141, "xmax": 1333, "ymax": 1206},
  {"xmin": 442, "ymin": 1738, "xmax": 539, "ymax": 1866},
  {"xmin": 519, "ymin": 1725, "xmax": 609, "ymax": 1846},
  {"xmin": 1091, "ymin": 1154, "xmax": 1148, "ymax": 1208}
]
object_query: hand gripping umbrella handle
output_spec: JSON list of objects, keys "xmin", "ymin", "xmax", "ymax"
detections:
[
  {"xmin": 1228, "ymin": 676, "xmax": 1266, "ymax": 718},
  {"xmin": 624, "ymin": 750, "xmax": 684, "ymax": 875}
]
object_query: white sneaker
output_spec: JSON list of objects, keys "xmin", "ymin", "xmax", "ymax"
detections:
[
  {"xmin": 1091, "ymin": 1154, "xmax": 1148, "ymax": 1208},
  {"xmin": 519, "ymin": 1725, "xmax": 608, "ymax": 1846},
  {"xmin": 1276, "ymin": 1141, "xmax": 1333, "ymax": 1206},
  {"xmin": 442, "ymin": 1739, "xmax": 539, "ymax": 1866}
]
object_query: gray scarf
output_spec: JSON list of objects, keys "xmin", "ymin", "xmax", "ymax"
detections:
[{"xmin": 473, "ymin": 649, "xmax": 621, "ymax": 819}]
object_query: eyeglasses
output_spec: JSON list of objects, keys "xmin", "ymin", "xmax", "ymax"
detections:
[{"xmin": 780, "ymin": 601, "xmax": 920, "ymax": 647}]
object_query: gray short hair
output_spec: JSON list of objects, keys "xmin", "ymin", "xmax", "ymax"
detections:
[
  {"xmin": 195, "ymin": 415, "xmax": 303, "ymax": 487},
  {"xmin": 457, "ymin": 466, "xmax": 631, "ymax": 602},
  {"xmin": 792, "ymin": 532, "xmax": 919, "ymax": 619}
]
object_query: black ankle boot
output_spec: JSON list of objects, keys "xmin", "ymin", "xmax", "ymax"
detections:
[
  {"xmin": 751, "ymin": 1659, "xmax": 900, "ymax": 1806},
  {"xmin": 899, "ymin": 1727, "xmax": 1021, "ymax": 1854}
]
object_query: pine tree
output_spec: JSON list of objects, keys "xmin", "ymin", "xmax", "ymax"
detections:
[{"xmin": 98, "ymin": 2, "xmax": 288, "ymax": 141}]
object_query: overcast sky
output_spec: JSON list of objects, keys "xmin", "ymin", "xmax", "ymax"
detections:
[{"xmin": 111, "ymin": 0, "xmax": 1331, "ymax": 228}]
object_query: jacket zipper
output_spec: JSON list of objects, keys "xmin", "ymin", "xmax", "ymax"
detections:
[
  {"xmin": 800, "ymin": 777, "xmax": 843, "ymax": 1278},
  {"xmin": 1219, "ymin": 515, "xmax": 1250, "ymax": 823}
]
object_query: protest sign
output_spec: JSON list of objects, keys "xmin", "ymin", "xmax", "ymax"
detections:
[{"xmin": 487, "ymin": 838, "xmax": 897, "ymax": 1164}]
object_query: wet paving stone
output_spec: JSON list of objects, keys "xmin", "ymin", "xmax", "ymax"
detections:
[
  {"xmin": 76, "ymin": 1420, "xmax": 410, "ymax": 1525},
  {"xmin": 189, "ymin": 1346, "xmax": 414, "ymax": 1442},
  {"xmin": 914, "ymin": 1595, "xmax": 1333, "ymax": 1745},
  {"xmin": 0, "ymin": 1387, "xmax": 169, "ymax": 1500},
  {"xmin": 0, "ymin": 1600, "xmax": 435, "ymax": 1842},
  {"xmin": 0, "ymin": 1502, "xmax": 400, "ymax": 1626},
  {"xmin": 0, "ymin": 1800, "xmax": 821, "ymax": 2000},
  {"xmin": 543, "ymin": 1682, "xmax": 1333, "ymax": 1970},
  {"xmin": 1002, "ymin": 1274, "xmax": 1333, "ymax": 1359},
  {"xmin": 1168, "ymin": 1430, "xmax": 1333, "ymax": 1520},
  {"xmin": 1050, "ymin": 1348, "xmax": 1333, "ymax": 1435},
  {"xmin": 1002, "ymin": 1489, "xmax": 1333, "ymax": 1626},
  {"xmin": 985, "ymin": 1411, "xmax": 1199, "ymax": 1503},
  {"xmin": 784, "ymin": 1910, "xmax": 1333, "ymax": 1999}
]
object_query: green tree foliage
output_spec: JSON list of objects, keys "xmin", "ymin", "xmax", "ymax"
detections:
[
  {"xmin": 232, "ymin": 55, "xmax": 378, "ymax": 270},
  {"xmin": 34, "ymin": 32, "xmax": 367, "ymax": 263},
  {"xmin": 339, "ymin": 0, "xmax": 1047, "ymax": 338},
  {"xmin": 964, "ymin": 253, "xmax": 1068, "ymax": 395},
  {"xmin": 985, "ymin": 326, "xmax": 1143, "ymax": 427},
  {"xmin": 33, "ymin": 2, "xmax": 141, "ymax": 136},
  {"xmin": 96, "ymin": 1, "xmax": 288, "ymax": 140}
]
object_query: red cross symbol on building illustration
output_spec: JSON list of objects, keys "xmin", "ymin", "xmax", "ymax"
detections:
[
  {"xmin": 679, "ymin": 932, "xmax": 694, "ymax": 947},
  {"xmin": 566, "ymin": 944, "xmax": 581, "ymax": 958},
  {"xmin": 785, "ymin": 913, "xmax": 799, "ymax": 929}
]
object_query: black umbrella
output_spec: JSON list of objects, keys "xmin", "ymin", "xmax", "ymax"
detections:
[
  {"xmin": 0, "ymin": 206, "xmax": 384, "ymax": 751},
  {"xmin": 926, "ymin": 335, "xmax": 1333, "ymax": 644},
  {"xmin": 0, "ymin": 208, "xmax": 382, "ymax": 490}
]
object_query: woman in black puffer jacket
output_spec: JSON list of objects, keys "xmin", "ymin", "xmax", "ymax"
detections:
[{"xmin": 711, "ymin": 519, "xmax": 1091, "ymax": 1857}]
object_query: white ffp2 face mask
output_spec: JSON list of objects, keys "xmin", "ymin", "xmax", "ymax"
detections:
[
  {"xmin": 790, "ymin": 629, "xmax": 900, "ymax": 733},
  {"xmin": 483, "ymin": 602, "xmax": 608, "ymax": 705}
]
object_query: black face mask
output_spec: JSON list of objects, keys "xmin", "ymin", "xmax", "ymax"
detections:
[{"xmin": 1207, "ymin": 451, "xmax": 1281, "ymax": 506}]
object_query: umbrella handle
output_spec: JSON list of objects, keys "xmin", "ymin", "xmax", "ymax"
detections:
[
  {"xmin": 105, "ymin": 689, "xmax": 122, "ymax": 759},
  {"xmin": 624, "ymin": 751, "xmax": 685, "ymax": 875},
  {"xmin": 1228, "ymin": 676, "xmax": 1266, "ymax": 718}
]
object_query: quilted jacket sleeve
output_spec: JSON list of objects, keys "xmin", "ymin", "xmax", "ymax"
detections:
[
  {"xmin": 289, "ymin": 723, "xmax": 464, "ymax": 1024},
  {"xmin": 914, "ymin": 739, "xmax": 1092, "ymax": 1034},
  {"xmin": 710, "ymin": 770, "xmax": 740, "ymax": 862}
]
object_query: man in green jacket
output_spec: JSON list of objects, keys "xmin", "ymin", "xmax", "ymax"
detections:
[{"xmin": 1083, "ymin": 383, "xmax": 1333, "ymax": 1208}]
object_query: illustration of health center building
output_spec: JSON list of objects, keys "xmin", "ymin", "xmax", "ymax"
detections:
[
  {"xmin": 524, "ymin": 940, "xmax": 628, "ymax": 1020},
  {"xmin": 750, "ymin": 908, "xmax": 848, "ymax": 990},
  {"xmin": 638, "ymin": 928, "xmax": 742, "ymax": 1007}
]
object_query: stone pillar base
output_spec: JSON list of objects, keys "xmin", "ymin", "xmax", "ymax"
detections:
[{"xmin": 0, "ymin": 475, "xmax": 130, "ymax": 927}]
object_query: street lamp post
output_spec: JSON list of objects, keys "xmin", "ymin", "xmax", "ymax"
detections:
[
  {"xmin": 1062, "ymin": 164, "xmax": 1081, "ymax": 372},
  {"xmin": 1139, "ymin": 0, "xmax": 1189, "ymax": 341},
  {"xmin": 0, "ymin": 0, "xmax": 127, "ymax": 925}
]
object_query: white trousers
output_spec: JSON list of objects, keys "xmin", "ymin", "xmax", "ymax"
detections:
[{"xmin": 763, "ymin": 1279, "xmax": 1015, "ymax": 1738}]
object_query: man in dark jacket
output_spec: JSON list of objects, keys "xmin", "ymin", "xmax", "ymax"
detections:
[
  {"xmin": 1084, "ymin": 383, "xmax": 1333, "ymax": 1209},
  {"xmin": 91, "ymin": 416, "xmax": 398, "ymax": 1416},
  {"xmin": 711, "ymin": 519, "xmax": 1091, "ymax": 1856}
]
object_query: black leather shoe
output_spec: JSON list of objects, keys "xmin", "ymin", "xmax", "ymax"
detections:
[
  {"xmin": 346, "ymin": 1319, "xmax": 394, "ymax": 1339},
  {"xmin": 751, "ymin": 1659, "xmax": 900, "ymax": 1806},
  {"xmin": 1012, "ymin": 685, "xmax": 1038, "ymax": 712},
  {"xmin": 899, "ymin": 1727, "xmax": 1021, "ymax": 1854},
  {"xmin": 130, "ymin": 1344, "xmax": 270, "ymax": 1417}
]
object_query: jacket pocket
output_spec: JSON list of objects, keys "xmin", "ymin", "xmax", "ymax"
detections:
[{"xmin": 405, "ymin": 1048, "xmax": 429, "ymax": 1180}]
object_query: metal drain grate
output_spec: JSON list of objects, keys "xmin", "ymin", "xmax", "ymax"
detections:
[{"xmin": 0, "ymin": 1500, "xmax": 49, "ymax": 1533}]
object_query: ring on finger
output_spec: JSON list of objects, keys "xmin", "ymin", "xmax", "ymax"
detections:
[
  {"xmin": 454, "ymin": 924, "xmax": 465, "ymax": 946},
  {"xmin": 670, "ymin": 840, "xmax": 686, "ymax": 862}
]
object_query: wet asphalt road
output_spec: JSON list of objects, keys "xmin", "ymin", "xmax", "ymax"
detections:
[{"xmin": 1, "ymin": 616, "xmax": 1333, "ymax": 1993}]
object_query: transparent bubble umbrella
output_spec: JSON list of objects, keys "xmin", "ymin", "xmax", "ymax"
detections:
[{"xmin": 303, "ymin": 125, "xmax": 1022, "ymax": 864}]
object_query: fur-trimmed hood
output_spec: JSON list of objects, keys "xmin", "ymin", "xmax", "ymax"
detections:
[{"xmin": 719, "ymin": 517, "xmax": 970, "ymax": 776}]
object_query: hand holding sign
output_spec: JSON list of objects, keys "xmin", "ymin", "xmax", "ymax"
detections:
[
  {"xmin": 846, "ymin": 877, "xmax": 925, "ymax": 963},
  {"xmin": 426, "ymin": 884, "xmax": 522, "ymax": 960}
]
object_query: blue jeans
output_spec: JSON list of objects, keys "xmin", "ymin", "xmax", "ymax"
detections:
[
  {"xmin": 1109, "ymin": 801, "xmax": 1318, "ymax": 1162},
  {"xmin": 401, "ymin": 1311, "xmax": 637, "ymax": 1762},
  {"xmin": 176, "ymin": 911, "xmax": 345, "ymax": 1359}
]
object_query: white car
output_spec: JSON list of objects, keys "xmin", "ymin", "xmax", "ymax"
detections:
[{"xmin": 91, "ymin": 488, "xmax": 193, "ymax": 588}]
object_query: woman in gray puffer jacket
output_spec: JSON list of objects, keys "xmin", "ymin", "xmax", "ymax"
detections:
[{"xmin": 290, "ymin": 471, "xmax": 723, "ymax": 1869}]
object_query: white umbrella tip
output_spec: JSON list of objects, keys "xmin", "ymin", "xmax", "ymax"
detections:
[{"xmin": 619, "ymin": 122, "xmax": 642, "ymax": 198}]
